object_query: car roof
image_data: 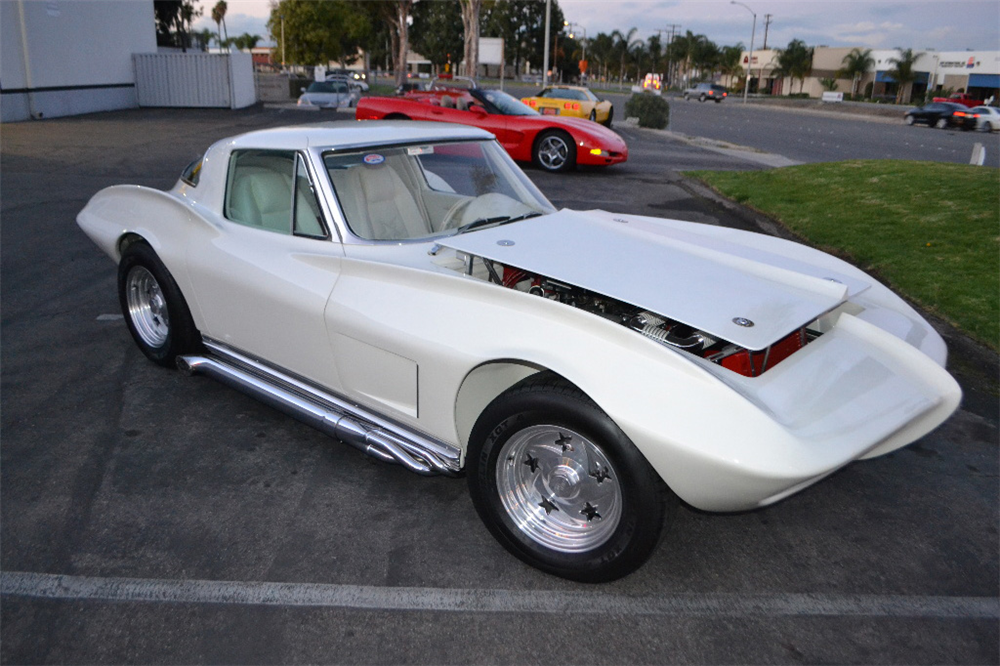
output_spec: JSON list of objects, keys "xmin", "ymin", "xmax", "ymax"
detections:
[{"xmin": 226, "ymin": 122, "xmax": 495, "ymax": 152}]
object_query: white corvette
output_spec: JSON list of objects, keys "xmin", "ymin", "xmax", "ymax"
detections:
[{"xmin": 77, "ymin": 122, "xmax": 962, "ymax": 582}]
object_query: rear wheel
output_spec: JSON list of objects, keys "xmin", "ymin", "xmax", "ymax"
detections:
[
  {"xmin": 683, "ymin": 93, "xmax": 690, "ymax": 101},
  {"xmin": 905, "ymin": 115, "xmax": 915, "ymax": 125},
  {"xmin": 699, "ymin": 94, "xmax": 707, "ymax": 102},
  {"xmin": 118, "ymin": 241, "xmax": 199, "ymax": 367},
  {"xmin": 936, "ymin": 118, "xmax": 949, "ymax": 129},
  {"xmin": 533, "ymin": 130, "xmax": 576, "ymax": 173},
  {"xmin": 467, "ymin": 373, "xmax": 674, "ymax": 582}
]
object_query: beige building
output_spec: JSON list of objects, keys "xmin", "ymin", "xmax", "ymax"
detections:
[{"xmin": 736, "ymin": 46, "xmax": 1000, "ymax": 103}]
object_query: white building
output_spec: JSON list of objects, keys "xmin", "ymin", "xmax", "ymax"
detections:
[{"xmin": 1, "ymin": 0, "xmax": 156, "ymax": 121}]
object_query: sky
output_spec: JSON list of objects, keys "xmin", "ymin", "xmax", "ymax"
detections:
[{"xmin": 192, "ymin": 0, "xmax": 1000, "ymax": 53}]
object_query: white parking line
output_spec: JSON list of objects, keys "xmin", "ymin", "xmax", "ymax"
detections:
[
  {"xmin": 96, "ymin": 314, "xmax": 124, "ymax": 321},
  {"xmin": 3, "ymin": 571, "xmax": 997, "ymax": 619}
]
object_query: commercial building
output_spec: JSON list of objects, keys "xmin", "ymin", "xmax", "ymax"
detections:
[{"xmin": 737, "ymin": 46, "xmax": 1000, "ymax": 104}]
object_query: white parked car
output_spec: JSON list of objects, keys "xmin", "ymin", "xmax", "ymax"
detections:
[
  {"xmin": 77, "ymin": 123, "xmax": 961, "ymax": 582},
  {"xmin": 970, "ymin": 105, "xmax": 1000, "ymax": 132},
  {"xmin": 297, "ymin": 80, "xmax": 359, "ymax": 109}
]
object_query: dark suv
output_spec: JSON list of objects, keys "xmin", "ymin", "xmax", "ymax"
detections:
[{"xmin": 683, "ymin": 83, "xmax": 728, "ymax": 103}]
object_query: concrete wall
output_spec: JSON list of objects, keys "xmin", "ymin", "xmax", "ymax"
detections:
[{"xmin": 1, "ymin": 0, "xmax": 156, "ymax": 121}]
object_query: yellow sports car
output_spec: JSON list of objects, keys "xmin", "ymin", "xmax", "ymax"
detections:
[{"xmin": 521, "ymin": 86, "xmax": 614, "ymax": 127}]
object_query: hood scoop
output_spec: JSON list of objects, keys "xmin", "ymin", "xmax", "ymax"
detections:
[{"xmin": 440, "ymin": 210, "xmax": 869, "ymax": 350}]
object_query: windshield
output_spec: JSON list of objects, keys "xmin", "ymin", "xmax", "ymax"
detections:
[
  {"xmin": 324, "ymin": 139, "xmax": 555, "ymax": 242},
  {"xmin": 472, "ymin": 89, "xmax": 539, "ymax": 116},
  {"xmin": 307, "ymin": 81, "xmax": 348, "ymax": 94}
]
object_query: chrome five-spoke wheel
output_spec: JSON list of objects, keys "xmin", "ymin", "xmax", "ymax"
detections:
[
  {"xmin": 126, "ymin": 265, "xmax": 170, "ymax": 348},
  {"xmin": 533, "ymin": 131, "xmax": 575, "ymax": 172},
  {"xmin": 497, "ymin": 425, "xmax": 622, "ymax": 552}
]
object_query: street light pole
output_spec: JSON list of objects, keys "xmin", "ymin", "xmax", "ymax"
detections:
[
  {"xmin": 542, "ymin": 0, "xmax": 551, "ymax": 87},
  {"xmin": 280, "ymin": 13, "xmax": 286, "ymax": 70},
  {"xmin": 731, "ymin": 0, "xmax": 756, "ymax": 104}
]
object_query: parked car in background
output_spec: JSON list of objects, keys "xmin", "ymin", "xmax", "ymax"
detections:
[
  {"xmin": 904, "ymin": 102, "xmax": 976, "ymax": 130},
  {"xmin": 520, "ymin": 85, "xmax": 614, "ymax": 126},
  {"xmin": 327, "ymin": 68, "xmax": 369, "ymax": 91},
  {"xmin": 76, "ymin": 123, "xmax": 961, "ymax": 582},
  {"xmin": 640, "ymin": 73, "xmax": 662, "ymax": 95},
  {"xmin": 297, "ymin": 80, "xmax": 360, "ymax": 109},
  {"xmin": 683, "ymin": 83, "xmax": 728, "ymax": 102},
  {"xmin": 356, "ymin": 88, "xmax": 627, "ymax": 172},
  {"xmin": 932, "ymin": 92, "xmax": 980, "ymax": 108},
  {"xmin": 970, "ymin": 105, "xmax": 1000, "ymax": 132}
]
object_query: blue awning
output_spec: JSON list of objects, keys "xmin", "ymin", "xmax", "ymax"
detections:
[
  {"xmin": 876, "ymin": 70, "xmax": 929, "ymax": 84},
  {"xmin": 969, "ymin": 74, "xmax": 1000, "ymax": 89}
]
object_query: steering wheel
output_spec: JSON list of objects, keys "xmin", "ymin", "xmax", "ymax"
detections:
[
  {"xmin": 440, "ymin": 193, "xmax": 536, "ymax": 230},
  {"xmin": 440, "ymin": 196, "xmax": 474, "ymax": 230}
]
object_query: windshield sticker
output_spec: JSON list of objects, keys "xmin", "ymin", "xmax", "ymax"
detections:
[
  {"xmin": 407, "ymin": 146, "xmax": 434, "ymax": 156},
  {"xmin": 363, "ymin": 154, "xmax": 385, "ymax": 165}
]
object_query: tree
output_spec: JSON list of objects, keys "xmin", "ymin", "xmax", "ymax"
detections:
[
  {"xmin": 838, "ymin": 47, "xmax": 874, "ymax": 99},
  {"xmin": 887, "ymin": 47, "xmax": 923, "ymax": 104},
  {"xmin": 718, "ymin": 44, "xmax": 744, "ymax": 88},
  {"xmin": 459, "ymin": 0, "xmax": 482, "ymax": 78},
  {"xmin": 267, "ymin": 0, "xmax": 369, "ymax": 68},
  {"xmin": 154, "ymin": 0, "xmax": 200, "ymax": 50},
  {"xmin": 774, "ymin": 39, "xmax": 813, "ymax": 94},
  {"xmin": 480, "ymin": 0, "xmax": 564, "ymax": 80},
  {"xmin": 410, "ymin": 1, "xmax": 464, "ymax": 74},
  {"xmin": 192, "ymin": 28, "xmax": 215, "ymax": 51},
  {"xmin": 211, "ymin": 1, "xmax": 228, "ymax": 48},
  {"xmin": 611, "ymin": 28, "xmax": 640, "ymax": 87},
  {"xmin": 231, "ymin": 33, "xmax": 262, "ymax": 51}
]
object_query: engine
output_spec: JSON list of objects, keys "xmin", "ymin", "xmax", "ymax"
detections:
[{"xmin": 491, "ymin": 262, "xmax": 812, "ymax": 377}]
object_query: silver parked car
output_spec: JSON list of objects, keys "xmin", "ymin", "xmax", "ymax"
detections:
[
  {"xmin": 297, "ymin": 80, "xmax": 360, "ymax": 109},
  {"xmin": 970, "ymin": 106, "xmax": 1000, "ymax": 132}
]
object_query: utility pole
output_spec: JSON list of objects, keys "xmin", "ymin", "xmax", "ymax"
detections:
[
  {"xmin": 762, "ymin": 14, "xmax": 773, "ymax": 50},
  {"xmin": 661, "ymin": 24, "xmax": 680, "ymax": 88},
  {"xmin": 542, "ymin": 0, "xmax": 551, "ymax": 87}
]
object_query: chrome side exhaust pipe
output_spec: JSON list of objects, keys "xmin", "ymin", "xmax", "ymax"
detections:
[{"xmin": 177, "ymin": 348, "xmax": 461, "ymax": 477}]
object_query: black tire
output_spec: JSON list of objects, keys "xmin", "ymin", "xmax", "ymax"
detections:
[
  {"xmin": 714, "ymin": 98, "xmax": 722, "ymax": 103},
  {"xmin": 117, "ymin": 241, "xmax": 199, "ymax": 368},
  {"xmin": 588, "ymin": 109, "xmax": 597, "ymax": 122},
  {"xmin": 532, "ymin": 130, "xmax": 576, "ymax": 173},
  {"xmin": 467, "ymin": 373, "xmax": 674, "ymax": 582},
  {"xmin": 683, "ymin": 93, "xmax": 690, "ymax": 101},
  {"xmin": 602, "ymin": 107, "xmax": 614, "ymax": 128},
  {"xmin": 982, "ymin": 121, "xmax": 993, "ymax": 132},
  {"xmin": 699, "ymin": 94, "xmax": 707, "ymax": 102}
]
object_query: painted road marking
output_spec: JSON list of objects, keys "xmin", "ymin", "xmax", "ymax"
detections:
[{"xmin": 3, "ymin": 571, "xmax": 997, "ymax": 619}]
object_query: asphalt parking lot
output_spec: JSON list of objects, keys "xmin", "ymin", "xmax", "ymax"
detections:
[{"xmin": 2, "ymin": 105, "xmax": 998, "ymax": 664}]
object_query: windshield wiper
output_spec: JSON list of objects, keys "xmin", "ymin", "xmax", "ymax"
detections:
[{"xmin": 453, "ymin": 211, "xmax": 543, "ymax": 235}]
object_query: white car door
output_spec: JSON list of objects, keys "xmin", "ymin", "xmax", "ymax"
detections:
[{"xmin": 185, "ymin": 149, "xmax": 346, "ymax": 391}]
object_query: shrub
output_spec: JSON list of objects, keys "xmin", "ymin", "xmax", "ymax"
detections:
[{"xmin": 624, "ymin": 93, "xmax": 670, "ymax": 129}]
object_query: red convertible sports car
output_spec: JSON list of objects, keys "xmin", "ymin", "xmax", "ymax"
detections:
[{"xmin": 356, "ymin": 88, "xmax": 627, "ymax": 173}]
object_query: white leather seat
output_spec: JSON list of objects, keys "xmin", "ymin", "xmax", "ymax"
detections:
[
  {"xmin": 229, "ymin": 166, "xmax": 292, "ymax": 233},
  {"xmin": 351, "ymin": 165, "xmax": 430, "ymax": 240}
]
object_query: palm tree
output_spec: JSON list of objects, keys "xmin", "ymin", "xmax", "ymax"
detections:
[
  {"xmin": 838, "ymin": 47, "xmax": 874, "ymax": 99},
  {"xmin": 774, "ymin": 39, "xmax": 813, "ymax": 94},
  {"xmin": 211, "ymin": 1, "xmax": 228, "ymax": 49},
  {"xmin": 718, "ymin": 44, "xmax": 744, "ymax": 89},
  {"xmin": 887, "ymin": 48, "xmax": 923, "ymax": 104},
  {"xmin": 612, "ymin": 28, "xmax": 640, "ymax": 88}
]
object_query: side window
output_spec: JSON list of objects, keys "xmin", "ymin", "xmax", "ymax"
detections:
[
  {"xmin": 225, "ymin": 149, "xmax": 295, "ymax": 233},
  {"xmin": 181, "ymin": 156, "xmax": 203, "ymax": 187},
  {"xmin": 293, "ymin": 154, "xmax": 327, "ymax": 238}
]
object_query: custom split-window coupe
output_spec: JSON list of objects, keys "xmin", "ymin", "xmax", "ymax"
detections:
[{"xmin": 78, "ymin": 122, "xmax": 961, "ymax": 582}]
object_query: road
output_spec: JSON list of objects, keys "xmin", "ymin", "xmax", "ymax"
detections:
[
  {"xmin": 508, "ymin": 84, "xmax": 1000, "ymax": 168},
  {"xmin": 1, "ymin": 105, "xmax": 997, "ymax": 664}
]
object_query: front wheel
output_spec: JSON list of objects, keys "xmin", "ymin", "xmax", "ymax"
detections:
[
  {"xmin": 904, "ymin": 115, "xmax": 915, "ymax": 125},
  {"xmin": 683, "ymin": 93, "xmax": 690, "ymax": 101},
  {"xmin": 467, "ymin": 373, "xmax": 673, "ymax": 582},
  {"xmin": 602, "ymin": 108, "xmax": 614, "ymax": 128},
  {"xmin": 981, "ymin": 121, "xmax": 994, "ymax": 132},
  {"xmin": 118, "ymin": 241, "xmax": 199, "ymax": 367},
  {"xmin": 588, "ymin": 109, "xmax": 597, "ymax": 122},
  {"xmin": 533, "ymin": 130, "xmax": 576, "ymax": 173}
]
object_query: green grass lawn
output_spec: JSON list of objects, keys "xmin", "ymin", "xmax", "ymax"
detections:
[{"xmin": 687, "ymin": 160, "xmax": 1000, "ymax": 350}]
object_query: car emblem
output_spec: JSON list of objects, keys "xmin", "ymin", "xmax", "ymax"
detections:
[
  {"xmin": 732, "ymin": 317, "xmax": 755, "ymax": 327},
  {"xmin": 497, "ymin": 240, "xmax": 515, "ymax": 246}
]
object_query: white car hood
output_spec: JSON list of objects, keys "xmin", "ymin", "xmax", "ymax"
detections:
[{"xmin": 441, "ymin": 209, "xmax": 870, "ymax": 350}]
